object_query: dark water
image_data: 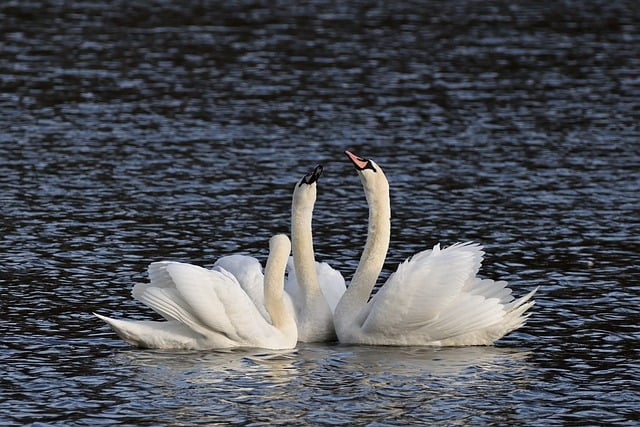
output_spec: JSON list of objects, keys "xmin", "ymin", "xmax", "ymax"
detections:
[{"xmin": 2, "ymin": 0, "xmax": 639, "ymax": 425}]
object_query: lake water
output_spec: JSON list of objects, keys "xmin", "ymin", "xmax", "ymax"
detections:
[{"xmin": 1, "ymin": 0, "xmax": 639, "ymax": 425}]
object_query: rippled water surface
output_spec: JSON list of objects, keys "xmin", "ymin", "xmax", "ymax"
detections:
[{"xmin": 2, "ymin": 1, "xmax": 639, "ymax": 425}]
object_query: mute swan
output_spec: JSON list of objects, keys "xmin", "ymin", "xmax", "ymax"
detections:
[
  {"xmin": 94, "ymin": 234, "xmax": 297, "ymax": 350},
  {"xmin": 286, "ymin": 164, "xmax": 346, "ymax": 341},
  {"xmin": 215, "ymin": 165, "xmax": 346, "ymax": 342},
  {"xmin": 333, "ymin": 151, "xmax": 537, "ymax": 346}
]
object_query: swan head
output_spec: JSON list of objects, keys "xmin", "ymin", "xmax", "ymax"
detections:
[
  {"xmin": 344, "ymin": 151, "xmax": 389, "ymax": 202},
  {"xmin": 299, "ymin": 164, "xmax": 323, "ymax": 186},
  {"xmin": 293, "ymin": 164, "xmax": 323, "ymax": 208},
  {"xmin": 269, "ymin": 233, "xmax": 292, "ymax": 257}
]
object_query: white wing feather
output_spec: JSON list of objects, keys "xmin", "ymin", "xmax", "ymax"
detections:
[
  {"xmin": 131, "ymin": 261, "xmax": 206, "ymax": 323},
  {"xmin": 362, "ymin": 242, "xmax": 484, "ymax": 334},
  {"xmin": 213, "ymin": 254, "xmax": 269, "ymax": 320},
  {"xmin": 285, "ymin": 257, "xmax": 346, "ymax": 314},
  {"xmin": 315, "ymin": 261, "xmax": 347, "ymax": 313},
  {"xmin": 165, "ymin": 262, "xmax": 274, "ymax": 343}
]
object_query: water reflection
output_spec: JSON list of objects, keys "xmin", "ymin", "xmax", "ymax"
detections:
[
  {"xmin": 101, "ymin": 344, "xmax": 532, "ymax": 425},
  {"xmin": 113, "ymin": 344, "xmax": 529, "ymax": 380}
]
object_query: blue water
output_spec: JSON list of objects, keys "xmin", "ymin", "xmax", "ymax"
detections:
[{"xmin": 1, "ymin": 1, "xmax": 639, "ymax": 425}]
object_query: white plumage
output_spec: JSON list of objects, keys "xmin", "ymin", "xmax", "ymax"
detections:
[
  {"xmin": 96, "ymin": 165, "xmax": 344, "ymax": 348},
  {"xmin": 333, "ymin": 151, "xmax": 537, "ymax": 346},
  {"xmin": 95, "ymin": 234, "xmax": 297, "ymax": 350}
]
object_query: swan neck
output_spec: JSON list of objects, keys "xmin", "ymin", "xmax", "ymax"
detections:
[
  {"xmin": 291, "ymin": 189, "xmax": 321, "ymax": 302},
  {"xmin": 264, "ymin": 236, "xmax": 293, "ymax": 329},
  {"xmin": 337, "ymin": 174, "xmax": 391, "ymax": 318}
]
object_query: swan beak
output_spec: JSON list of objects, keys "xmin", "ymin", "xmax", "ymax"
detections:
[
  {"xmin": 300, "ymin": 164, "xmax": 323, "ymax": 185},
  {"xmin": 345, "ymin": 151, "xmax": 375, "ymax": 172}
]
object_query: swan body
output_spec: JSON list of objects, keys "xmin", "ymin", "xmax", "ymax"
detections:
[
  {"xmin": 333, "ymin": 151, "xmax": 537, "ymax": 346},
  {"xmin": 95, "ymin": 234, "xmax": 297, "ymax": 350}
]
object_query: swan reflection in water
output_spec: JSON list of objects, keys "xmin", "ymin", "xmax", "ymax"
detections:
[
  {"xmin": 112, "ymin": 343, "xmax": 530, "ymax": 384},
  {"xmin": 105, "ymin": 344, "xmax": 532, "ymax": 423}
]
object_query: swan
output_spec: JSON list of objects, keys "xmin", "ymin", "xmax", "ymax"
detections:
[
  {"xmin": 94, "ymin": 234, "xmax": 297, "ymax": 350},
  {"xmin": 214, "ymin": 165, "xmax": 346, "ymax": 342},
  {"xmin": 286, "ymin": 164, "xmax": 346, "ymax": 341},
  {"xmin": 333, "ymin": 151, "xmax": 538, "ymax": 346}
]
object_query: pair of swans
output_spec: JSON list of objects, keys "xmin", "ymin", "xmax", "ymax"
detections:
[
  {"xmin": 96, "ymin": 165, "xmax": 342, "ymax": 349},
  {"xmin": 96, "ymin": 152, "xmax": 537, "ymax": 349}
]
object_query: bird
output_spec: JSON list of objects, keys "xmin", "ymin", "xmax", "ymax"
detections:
[
  {"xmin": 286, "ymin": 164, "xmax": 346, "ymax": 341},
  {"xmin": 332, "ymin": 150, "xmax": 537, "ymax": 346},
  {"xmin": 214, "ymin": 165, "xmax": 346, "ymax": 342},
  {"xmin": 97, "ymin": 165, "xmax": 345, "ymax": 347},
  {"xmin": 94, "ymin": 234, "xmax": 297, "ymax": 350}
]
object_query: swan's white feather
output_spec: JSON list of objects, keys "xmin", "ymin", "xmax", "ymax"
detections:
[
  {"xmin": 355, "ymin": 242, "xmax": 537, "ymax": 345},
  {"xmin": 96, "ymin": 235, "xmax": 297, "ymax": 350},
  {"xmin": 467, "ymin": 278, "xmax": 512, "ymax": 302},
  {"xmin": 165, "ymin": 262, "xmax": 272, "ymax": 343},
  {"xmin": 335, "ymin": 153, "xmax": 538, "ymax": 346},
  {"xmin": 438, "ymin": 287, "xmax": 538, "ymax": 346},
  {"xmin": 284, "ymin": 257, "xmax": 346, "ymax": 342},
  {"xmin": 314, "ymin": 261, "xmax": 347, "ymax": 312},
  {"xmin": 213, "ymin": 254, "xmax": 270, "ymax": 320},
  {"xmin": 362, "ymin": 242, "xmax": 484, "ymax": 334},
  {"xmin": 283, "ymin": 257, "xmax": 302, "ymax": 305},
  {"xmin": 93, "ymin": 314, "xmax": 236, "ymax": 349},
  {"xmin": 285, "ymin": 257, "xmax": 346, "ymax": 314},
  {"xmin": 148, "ymin": 261, "xmax": 178, "ymax": 289},
  {"xmin": 134, "ymin": 286, "xmax": 211, "ymax": 336},
  {"xmin": 130, "ymin": 261, "xmax": 178, "ymax": 308}
]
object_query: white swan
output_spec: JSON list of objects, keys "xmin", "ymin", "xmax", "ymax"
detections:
[
  {"xmin": 95, "ymin": 234, "xmax": 297, "ymax": 350},
  {"xmin": 333, "ymin": 151, "xmax": 538, "ymax": 346},
  {"xmin": 286, "ymin": 164, "xmax": 346, "ymax": 341},
  {"xmin": 214, "ymin": 165, "xmax": 346, "ymax": 342}
]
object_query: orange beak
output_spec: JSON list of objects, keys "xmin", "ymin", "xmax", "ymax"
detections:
[{"xmin": 345, "ymin": 150, "xmax": 369, "ymax": 170}]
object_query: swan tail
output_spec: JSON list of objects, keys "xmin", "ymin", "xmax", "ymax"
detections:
[
  {"xmin": 438, "ymin": 286, "xmax": 538, "ymax": 346},
  {"xmin": 94, "ymin": 313, "xmax": 205, "ymax": 349}
]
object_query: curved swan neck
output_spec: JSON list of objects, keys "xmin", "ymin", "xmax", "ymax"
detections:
[
  {"xmin": 337, "ymin": 167, "xmax": 391, "ymax": 317},
  {"xmin": 291, "ymin": 183, "xmax": 322, "ymax": 303},
  {"xmin": 264, "ymin": 235, "xmax": 293, "ymax": 328}
]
